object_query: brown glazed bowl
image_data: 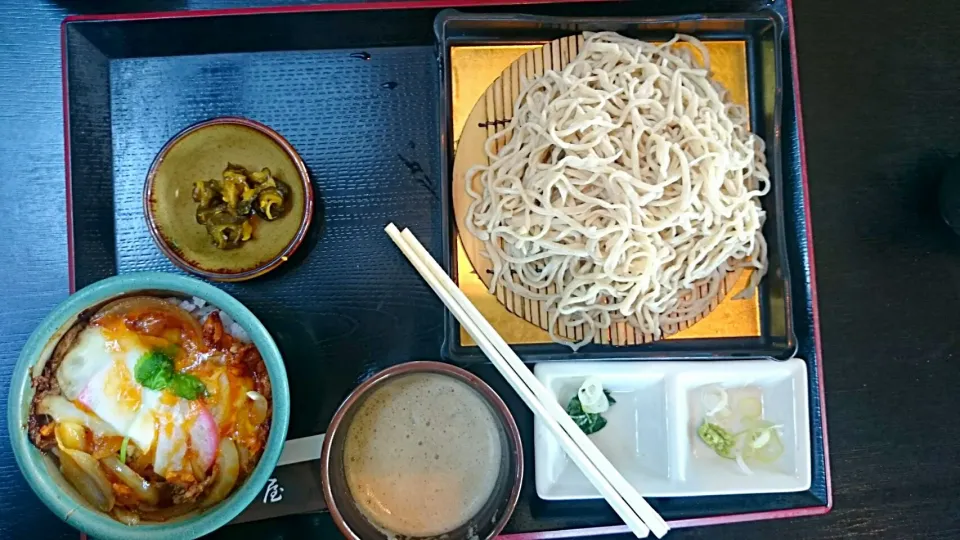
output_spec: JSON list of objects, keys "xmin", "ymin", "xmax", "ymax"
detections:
[
  {"xmin": 144, "ymin": 117, "xmax": 313, "ymax": 282},
  {"xmin": 321, "ymin": 361, "xmax": 523, "ymax": 540}
]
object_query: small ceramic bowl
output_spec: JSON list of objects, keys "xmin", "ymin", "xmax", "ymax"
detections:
[
  {"xmin": 321, "ymin": 361, "xmax": 523, "ymax": 540},
  {"xmin": 145, "ymin": 117, "xmax": 313, "ymax": 281},
  {"xmin": 7, "ymin": 273, "xmax": 291, "ymax": 540}
]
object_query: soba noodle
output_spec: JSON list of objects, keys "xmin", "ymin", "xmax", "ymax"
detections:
[{"xmin": 464, "ymin": 32, "xmax": 770, "ymax": 350}]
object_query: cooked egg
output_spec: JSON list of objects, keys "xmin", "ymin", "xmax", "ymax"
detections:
[
  {"xmin": 54, "ymin": 324, "xmax": 220, "ymax": 478},
  {"xmin": 58, "ymin": 326, "xmax": 159, "ymax": 454}
]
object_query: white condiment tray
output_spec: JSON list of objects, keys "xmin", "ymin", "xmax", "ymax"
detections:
[{"xmin": 534, "ymin": 359, "xmax": 811, "ymax": 499}]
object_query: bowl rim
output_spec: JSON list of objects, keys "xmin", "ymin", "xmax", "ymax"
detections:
[
  {"xmin": 6, "ymin": 272, "xmax": 291, "ymax": 540},
  {"xmin": 320, "ymin": 360, "xmax": 524, "ymax": 540},
  {"xmin": 143, "ymin": 116, "xmax": 314, "ymax": 282}
]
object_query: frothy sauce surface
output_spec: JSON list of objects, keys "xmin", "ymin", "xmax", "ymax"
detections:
[{"xmin": 343, "ymin": 373, "xmax": 502, "ymax": 537}]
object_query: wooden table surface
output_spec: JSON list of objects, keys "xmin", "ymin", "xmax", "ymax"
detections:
[{"xmin": 2, "ymin": 0, "xmax": 959, "ymax": 539}]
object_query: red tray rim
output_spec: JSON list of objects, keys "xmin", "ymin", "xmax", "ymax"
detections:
[{"xmin": 60, "ymin": 1, "xmax": 831, "ymax": 538}]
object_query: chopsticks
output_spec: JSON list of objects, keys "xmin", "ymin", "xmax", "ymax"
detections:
[{"xmin": 385, "ymin": 224, "xmax": 670, "ymax": 539}]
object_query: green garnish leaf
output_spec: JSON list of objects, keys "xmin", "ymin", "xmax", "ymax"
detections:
[
  {"xmin": 119, "ymin": 436, "xmax": 130, "ymax": 463},
  {"xmin": 134, "ymin": 349, "xmax": 205, "ymax": 400},
  {"xmin": 566, "ymin": 395, "xmax": 609, "ymax": 435},
  {"xmin": 134, "ymin": 350, "xmax": 175, "ymax": 390},
  {"xmin": 604, "ymin": 389, "xmax": 616, "ymax": 405},
  {"xmin": 571, "ymin": 413, "xmax": 608, "ymax": 434},
  {"xmin": 161, "ymin": 344, "xmax": 180, "ymax": 360},
  {"xmin": 566, "ymin": 395, "xmax": 585, "ymax": 416},
  {"xmin": 169, "ymin": 374, "xmax": 207, "ymax": 400}
]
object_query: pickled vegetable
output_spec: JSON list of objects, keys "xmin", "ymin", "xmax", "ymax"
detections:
[
  {"xmin": 191, "ymin": 163, "xmax": 291, "ymax": 249},
  {"xmin": 191, "ymin": 180, "xmax": 220, "ymax": 209},
  {"xmin": 207, "ymin": 222, "xmax": 245, "ymax": 250},
  {"xmin": 256, "ymin": 188, "xmax": 285, "ymax": 220},
  {"xmin": 219, "ymin": 176, "xmax": 245, "ymax": 214}
]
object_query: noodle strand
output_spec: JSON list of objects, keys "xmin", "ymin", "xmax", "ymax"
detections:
[{"xmin": 465, "ymin": 32, "xmax": 770, "ymax": 350}]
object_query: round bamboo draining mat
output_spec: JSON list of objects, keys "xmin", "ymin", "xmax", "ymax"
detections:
[{"xmin": 451, "ymin": 34, "xmax": 745, "ymax": 346}]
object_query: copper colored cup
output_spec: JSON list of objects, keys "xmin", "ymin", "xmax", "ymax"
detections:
[{"xmin": 321, "ymin": 361, "xmax": 523, "ymax": 540}]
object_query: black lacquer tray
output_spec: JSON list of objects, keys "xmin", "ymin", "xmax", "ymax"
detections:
[{"xmin": 61, "ymin": 1, "xmax": 830, "ymax": 538}]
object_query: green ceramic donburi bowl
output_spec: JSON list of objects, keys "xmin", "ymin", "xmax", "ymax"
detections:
[
  {"xmin": 7, "ymin": 273, "xmax": 290, "ymax": 540},
  {"xmin": 145, "ymin": 117, "xmax": 313, "ymax": 282}
]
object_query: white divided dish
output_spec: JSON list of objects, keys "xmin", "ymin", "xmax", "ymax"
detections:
[{"xmin": 534, "ymin": 359, "xmax": 810, "ymax": 499}]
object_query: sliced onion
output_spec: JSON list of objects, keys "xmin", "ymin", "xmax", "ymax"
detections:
[
  {"xmin": 55, "ymin": 446, "xmax": 115, "ymax": 512},
  {"xmin": 101, "ymin": 456, "xmax": 160, "ymax": 505},
  {"xmin": 701, "ymin": 386, "xmax": 729, "ymax": 417},
  {"xmin": 247, "ymin": 390, "xmax": 269, "ymax": 426},
  {"xmin": 578, "ymin": 377, "xmax": 609, "ymax": 414},
  {"xmin": 751, "ymin": 429, "xmax": 772, "ymax": 449},
  {"xmin": 55, "ymin": 422, "xmax": 88, "ymax": 452},
  {"xmin": 742, "ymin": 417, "xmax": 777, "ymax": 429},
  {"xmin": 759, "ymin": 429, "xmax": 784, "ymax": 459},
  {"xmin": 111, "ymin": 507, "xmax": 140, "ymax": 526},
  {"xmin": 208, "ymin": 372, "xmax": 232, "ymax": 426},
  {"xmin": 200, "ymin": 438, "xmax": 239, "ymax": 507},
  {"xmin": 38, "ymin": 395, "xmax": 120, "ymax": 438},
  {"xmin": 734, "ymin": 449, "xmax": 754, "ymax": 476},
  {"xmin": 138, "ymin": 502, "xmax": 197, "ymax": 522},
  {"xmin": 93, "ymin": 296, "xmax": 204, "ymax": 347},
  {"xmin": 745, "ymin": 426, "xmax": 784, "ymax": 464},
  {"xmin": 191, "ymin": 455, "xmax": 208, "ymax": 481},
  {"xmin": 236, "ymin": 443, "xmax": 252, "ymax": 472}
]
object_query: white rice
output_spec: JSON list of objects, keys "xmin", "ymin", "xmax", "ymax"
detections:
[{"xmin": 218, "ymin": 310, "xmax": 251, "ymax": 343}]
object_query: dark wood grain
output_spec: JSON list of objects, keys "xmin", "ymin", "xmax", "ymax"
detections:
[{"xmin": 2, "ymin": 0, "xmax": 960, "ymax": 539}]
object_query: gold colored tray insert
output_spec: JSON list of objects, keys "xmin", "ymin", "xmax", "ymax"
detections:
[{"xmin": 450, "ymin": 39, "xmax": 761, "ymax": 346}]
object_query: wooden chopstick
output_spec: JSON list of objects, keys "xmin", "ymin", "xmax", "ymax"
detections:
[
  {"xmin": 390, "ymin": 226, "xmax": 659, "ymax": 538},
  {"xmin": 385, "ymin": 224, "xmax": 670, "ymax": 538},
  {"xmin": 395, "ymin": 226, "xmax": 667, "ymax": 538}
]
